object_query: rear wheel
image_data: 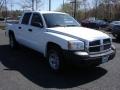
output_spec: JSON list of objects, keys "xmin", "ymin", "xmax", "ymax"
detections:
[{"xmin": 9, "ymin": 34, "xmax": 18, "ymax": 49}]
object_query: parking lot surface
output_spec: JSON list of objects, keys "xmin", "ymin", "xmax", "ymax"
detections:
[{"xmin": 0, "ymin": 30, "xmax": 120, "ymax": 90}]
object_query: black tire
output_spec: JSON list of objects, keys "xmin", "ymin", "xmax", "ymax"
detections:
[
  {"xmin": 47, "ymin": 48, "xmax": 64, "ymax": 73},
  {"xmin": 9, "ymin": 34, "xmax": 18, "ymax": 49}
]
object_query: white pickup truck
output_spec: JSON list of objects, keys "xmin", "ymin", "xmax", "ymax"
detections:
[{"xmin": 6, "ymin": 11, "xmax": 116, "ymax": 72}]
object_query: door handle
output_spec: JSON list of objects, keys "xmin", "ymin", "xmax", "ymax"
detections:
[
  {"xmin": 28, "ymin": 29, "xmax": 32, "ymax": 32},
  {"xmin": 18, "ymin": 27, "xmax": 21, "ymax": 29}
]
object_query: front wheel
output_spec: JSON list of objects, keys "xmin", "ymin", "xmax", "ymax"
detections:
[{"xmin": 47, "ymin": 48, "xmax": 63, "ymax": 73}]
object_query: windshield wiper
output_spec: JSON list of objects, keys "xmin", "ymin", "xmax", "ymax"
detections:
[
  {"xmin": 51, "ymin": 24, "xmax": 66, "ymax": 27},
  {"xmin": 66, "ymin": 25, "xmax": 78, "ymax": 27},
  {"xmin": 50, "ymin": 24, "xmax": 79, "ymax": 28}
]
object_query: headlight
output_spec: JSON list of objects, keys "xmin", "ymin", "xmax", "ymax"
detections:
[{"xmin": 68, "ymin": 40, "xmax": 85, "ymax": 50}]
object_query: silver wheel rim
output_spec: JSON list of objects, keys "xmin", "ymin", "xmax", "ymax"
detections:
[
  {"xmin": 49, "ymin": 52, "xmax": 60, "ymax": 70},
  {"xmin": 10, "ymin": 36, "xmax": 14, "ymax": 48}
]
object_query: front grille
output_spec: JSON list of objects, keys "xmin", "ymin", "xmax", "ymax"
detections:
[
  {"xmin": 104, "ymin": 44, "xmax": 111, "ymax": 50},
  {"xmin": 89, "ymin": 40, "xmax": 100, "ymax": 46},
  {"xmin": 89, "ymin": 38, "xmax": 111, "ymax": 53},
  {"xmin": 103, "ymin": 39, "xmax": 111, "ymax": 44},
  {"xmin": 89, "ymin": 46, "xmax": 100, "ymax": 52}
]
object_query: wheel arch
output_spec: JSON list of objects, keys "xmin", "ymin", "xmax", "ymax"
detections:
[
  {"xmin": 45, "ymin": 42, "xmax": 62, "ymax": 57},
  {"xmin": 8, "ymin": 30, "xmax": 14, "ymax": 37}
]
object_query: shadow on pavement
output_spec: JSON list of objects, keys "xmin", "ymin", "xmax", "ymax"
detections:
[{"xmin": 0, "ymin": 45, "xmax": 107, "ymax": 89}]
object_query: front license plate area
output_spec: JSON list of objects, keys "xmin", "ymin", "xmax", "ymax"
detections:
[{"xmin": 102, "ymin": 55, "xmax": 109, "ymax": 63}]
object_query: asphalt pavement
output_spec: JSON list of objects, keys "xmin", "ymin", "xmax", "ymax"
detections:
[{"xmin": 0, "ymin": 30, "xmax": 120, "ymax": 90}]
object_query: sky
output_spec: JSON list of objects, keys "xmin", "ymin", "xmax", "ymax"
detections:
[
  {"xmin": 6, "ymin": 0, "xmax": 93, "ymax": 11},
  {"xmin": 7, "ymin": 0, "xmax": 64, "ymax": 11}
]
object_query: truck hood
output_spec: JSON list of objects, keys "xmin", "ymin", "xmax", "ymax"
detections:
[{"xmin": 47, "ymin": 27, "xmax": 110, "ymax": 41}]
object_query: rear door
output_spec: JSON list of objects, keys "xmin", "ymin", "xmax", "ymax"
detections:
[{"xmin": 15, "ymin": 12, "xmax": 32, "ymax": 46}]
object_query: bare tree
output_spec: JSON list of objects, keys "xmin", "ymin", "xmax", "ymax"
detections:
[
  {"xmin": 59, "ymin": 0, "xmax": 120, "ymax": 20},
  {"xmin": 20, "ymin": 0, "xmax": 42, "ymax": 11},
  {"xmin": 58, "ymin": 3, "xmax": 73, "ymax": 15},
  {"xmin": 80, "ymin": 0, "xmax": 87, "ymax": 18},
  {"xmin": 100, "ymin": 0, "xmax": 120, "ymax": 20},
  {"xmin": 36, "ymin": 0, "xmax": 42, "ymax": 10},
  {"xmin": 0, "ymin": 0, "xmax": 5, "ymax": 10},
  {"xmin": 93, "ymin": 0, "xmax": 101, "ymax": 18},
  {"xmin": 68, "ymin": 0, "xmax": 85, "ymax": 18},
  {"xmin": 0, "ymin": 0, "xmax": 8, "ymax": 18}
]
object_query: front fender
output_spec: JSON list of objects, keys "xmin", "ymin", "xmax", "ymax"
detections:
[{"xmin": 43, "ymin": 32, "xmax": 77, "ymax": 57}]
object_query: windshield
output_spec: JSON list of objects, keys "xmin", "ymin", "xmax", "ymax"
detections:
[{"xmin": 43, "ymin": 13, "xmax": 80, "ymax": 28}]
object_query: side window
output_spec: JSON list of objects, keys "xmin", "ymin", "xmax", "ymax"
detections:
[
  {"xmin": 31, "ymin": 13, "xmax": 43, "ymax": 27},
  {"xmin": 21, "ymin": 13, "xmax": 32, "ymax": 25}
]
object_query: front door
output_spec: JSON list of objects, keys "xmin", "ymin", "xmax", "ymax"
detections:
[{"xmin": 27, "ymin": 13, "xmax": 45, "ymax": 53}]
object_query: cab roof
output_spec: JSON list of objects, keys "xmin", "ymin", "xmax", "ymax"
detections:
[{"xmin": 24, "ymin": 11, "xmax": 67, "ymax": 15}]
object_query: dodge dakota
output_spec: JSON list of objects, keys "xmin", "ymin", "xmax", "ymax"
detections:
[{"xmin": 6, "ymin": 11, "xmax": 116, "ymax": 72}]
